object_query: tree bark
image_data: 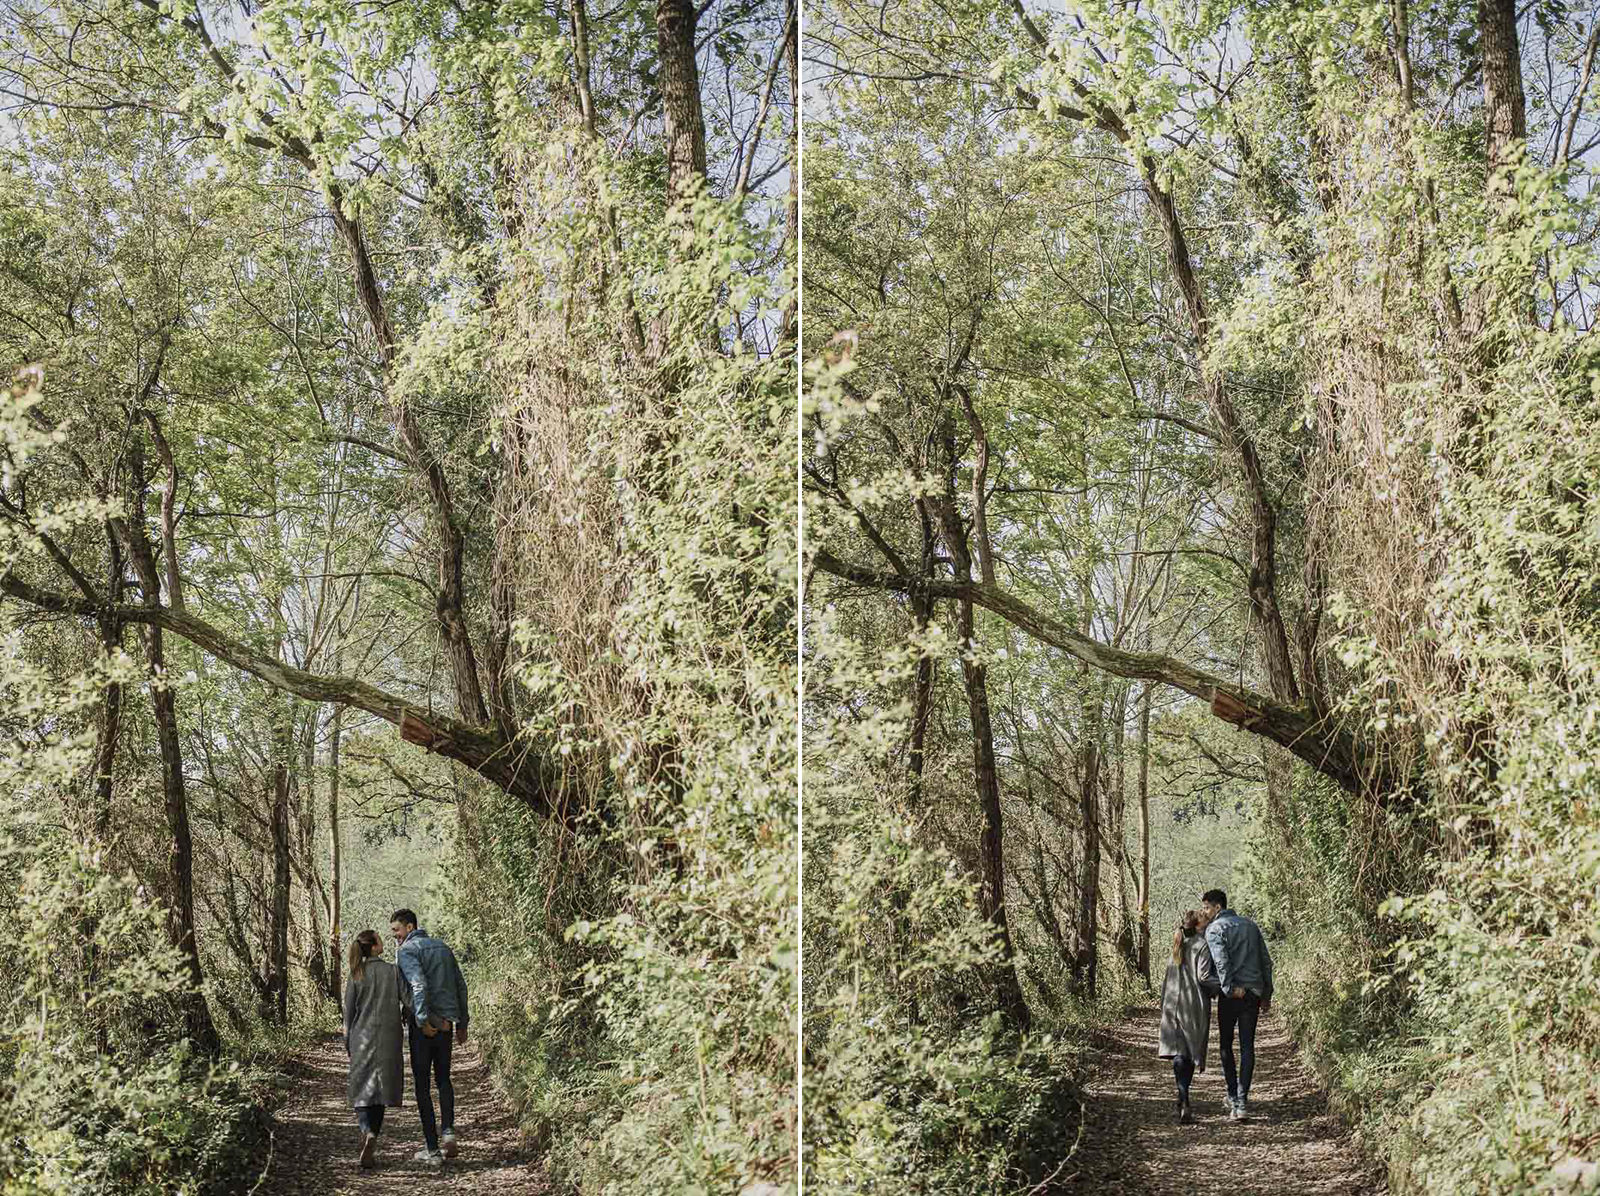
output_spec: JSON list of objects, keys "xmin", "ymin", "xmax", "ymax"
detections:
[
  {"xmin": 92, "ymin": 528, "xmax": 125, "ymax": 835},
  {"xmin": 328, "ymin": 657, "xmax": 344, "ymax": 1004},
  {"xmin": 1137, "ymin": 683, "xmax": 1152, "ymax": 986},
  {"xmin": 934, "ymin": 420, "xmax": 1031, "ymax": 1031},
  {"xmin": 907, "ymin": 504, "xmax": 938, "ymax": 805},
  {"xmin": 270, "ymin": 698, "xmax": 292, "ymax": 1026},
  {"xmin": 656, "ymin": 0, "xmax": 708, "ymax": 204},
  {"xmin": 119, "ymin": 422, "xmax": 221, "ymax": 1055},
  {"xmin": 1074, "ymin": 727, "xmax": 1101, "ymax": 999},
  {"xmin": 1479, "ymin": 0, "xmax": 1526, "ymax": 185}
]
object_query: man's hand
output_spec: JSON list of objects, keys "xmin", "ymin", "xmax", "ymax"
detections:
[
  {"xmin": 455, "ymin": 1027, "xmax": 469, "ymax": 1046},
  {"xmin": 1231, "ymin": 986, "xmax": 1245, "ymax": 999},
  {"xmin": 421, "ymin": 1021, "xmax": 438, "ymax": 1038}
]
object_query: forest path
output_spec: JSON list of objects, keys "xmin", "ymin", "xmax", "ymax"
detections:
[
  {"xmin": 1067, "ymin": 1005, "xmax": 1386, "ymax": 1195},
  {"xmin": 260, "ymin": 1034, "xmax": 549, "ymax": 1195}
]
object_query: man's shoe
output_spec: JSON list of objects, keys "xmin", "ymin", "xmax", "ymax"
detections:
[
  {"xmin": 413, "ymin": 1148, "xmax": 445, "ymax": 1167},
  {"xmin": 1178, "ymin": 1099, "xmax": 1194, "ymax": 1125},
  {"xmin": 441, "ymin": 1129, "xmax": 459, "ymax": 1159},
  {"xmin": 358, "ymin": 1132, "xmax": 377, "ymax": 1169}
]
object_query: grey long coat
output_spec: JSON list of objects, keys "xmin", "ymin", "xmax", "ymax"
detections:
[
  {"xmin": 344, "ymin": 958, "xmax": 405, "ymax": 1108},
  {"xmin": 1157, "ymin": 933, "xmax": 1218, "ymax": 1067}
]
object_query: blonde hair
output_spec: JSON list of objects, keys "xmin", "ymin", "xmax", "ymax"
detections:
[
  {"xmin": 348, "ymin": 929, "xmax": 381, "ymax": 982},
  {"xmin": 1172, "ymin": 910, "xmax": 1203, "ymax": 963}
]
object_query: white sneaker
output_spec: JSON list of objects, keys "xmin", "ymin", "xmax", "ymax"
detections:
[
  {"xmin": 413, "ymin": 1148, "xmax": 444, "ymax": 1166},
  {"xmin": 1234, "ymin": 1098, "xmax": 1251, "ymax": 1121},
  {"xmin": 441, "ymin": 1129, "xmax": 458, "ymax": 1159}
]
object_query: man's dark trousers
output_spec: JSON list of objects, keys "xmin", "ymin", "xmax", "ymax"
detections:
[
  {"xmin": 410, "ymin": 1026, "xmax": 455, "ymax": 1152},
  {"xmin": 1217, "ymin": 991, "xmax": 1261, "ymax": 1101}
]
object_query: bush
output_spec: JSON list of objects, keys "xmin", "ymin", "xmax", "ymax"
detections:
[{"xmin": 0, "ymin": 841, "xmax": 272, "ymax": 1196}]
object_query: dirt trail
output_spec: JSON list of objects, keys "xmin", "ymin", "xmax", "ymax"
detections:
[
  {"xmin": 1067, "ymin": 1006, "xmax": 1386, "ymax": 1196},
  {"xmin": 258, "ymin": 1034, "xmax": 550, "ymax": 1195}
]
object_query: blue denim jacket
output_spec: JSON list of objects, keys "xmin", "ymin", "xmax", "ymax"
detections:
[
  {"xmin": 1204, "ymin": 910, "xmax": 1274, "ymax": 999},
  {"xmin": 395, "ymin": 929, "xmax": 470, "ymax": 1030}
]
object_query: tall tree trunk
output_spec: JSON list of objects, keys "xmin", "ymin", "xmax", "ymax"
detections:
[
  {"xmin": 1137, "ymin": 683, "xmax": 1152, "ymax": 987},
  {"xmin": 270, "ymin": 700, "xmax": 292, "ymax": 1026},
  {"xmin": 328, "ymin": 669, "xmax": 344, "ymax": 1005},
  {"xmin": 298, "ymin": 709, "xmax": 334, "ymax": 1003},
  {"xmin": 656, "ymin": 0, "xmax": 708, "ymax": 204},
  {"xmin": 119, "ymin": 421, "xmax": 221, "ymax": 1055},
  {"xmin": 1479, "ymin": 0, "xmax": 1526, "ymax": 186},
  {"xmin": 934, "ymin": 418, "xmax": 1031, "ymax": 1031},
  {"xmin": 1074, "ymin": 719, "xmax": 1101, "ymax": 998},
  {"xmin": 907, "ymin": 504, "xmax": 937, "ymax": 805},
  {"xmin": 92, "ymin": 530, "xmax": 125, "ymax": 836}
]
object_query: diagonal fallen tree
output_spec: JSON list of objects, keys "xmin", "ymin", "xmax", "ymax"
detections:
[
  {"xmin": 0, "ymin": 572, "xmax": 562, "ymax": 815},
  {"xmin": 811, "ymin": 548, "xmax": 1386, "ymax": 796}
]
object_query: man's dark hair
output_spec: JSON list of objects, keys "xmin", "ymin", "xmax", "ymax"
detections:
[
  {"xmin": 390, "ymin": 908, "xmax": 419, "ymax": 928},
  {"xmin": 1201, "ymin": 889, "xmax": 1227, "ymax": 909}
]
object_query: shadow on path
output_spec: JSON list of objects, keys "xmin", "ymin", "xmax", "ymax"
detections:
[
  {"xmin": 260, "ymin": 1034, "xmax": 550, "ymax": 1195},
  {"xmin": 1066, "ymin": 1006, "xmax": 1386, "ymax": 1196}
]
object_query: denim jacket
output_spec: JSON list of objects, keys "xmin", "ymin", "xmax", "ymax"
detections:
[
  {"xmin": 1204, "ymin": 909, "xmax": 1274, "ymax": 1000},
  {"xmin": 395, "ymin": 928, "xmax": 470, "ymax": 1030}
]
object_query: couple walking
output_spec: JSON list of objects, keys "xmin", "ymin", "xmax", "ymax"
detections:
[
  {"xmin": 1158, "ymin": 888, "xmax": 1274, "ymax": 1124},
  {"xmin": 342, "ymin": 908, "xmax": 471, "ymax": 1170}
]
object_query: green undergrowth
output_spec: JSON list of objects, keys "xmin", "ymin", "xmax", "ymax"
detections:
[
  {"xmin": 802, "ymin": 807, "xmax": 1126, "ymax": 1195},
  {"xmin": 0, "ymin": 842, "xmax": 277, "ymax": 1196}
]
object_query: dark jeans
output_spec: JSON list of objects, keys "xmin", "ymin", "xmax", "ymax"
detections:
[
  {"xmin": 410, "ymin": 1027, "xmax": 455, "ymax": 1152},
  {"xmin": 1172, "ymin": 1054, "xmax": 1196, "ymax": 1102},
  {"xmin": 356, "ymin": 1104, "xmax": 386, "ymax": 1135},
  {"xmin": 1218, "ymin": 991, "xmax": 1261, "ymax": 1100}
]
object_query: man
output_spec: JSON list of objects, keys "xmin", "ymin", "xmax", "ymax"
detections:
[
  {"xmin": 1200, "ymin": 888, "xmax": 1273, "ymax": 1122},
  {"xmin": 390, "ymin": 908, "xmax": 471, "ymax": 1166}
]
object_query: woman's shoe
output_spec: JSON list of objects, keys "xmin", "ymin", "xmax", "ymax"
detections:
[
  {"xmin": 1178, "ymin": 1098, "xmax": 1194, "ymax": 1124},
  {"xmin": 358, "ymin": 1132, "xmax": 377, "ymax": 1169}
]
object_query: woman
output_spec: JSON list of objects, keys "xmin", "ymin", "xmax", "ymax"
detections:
[
  {"xmin": 1157, "ymin": 909, "xmax": 1221, "ymax": 1123},
  {"xmin": 344, "ymin": 928, "xmax": 405, "ymax": 1168}
]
